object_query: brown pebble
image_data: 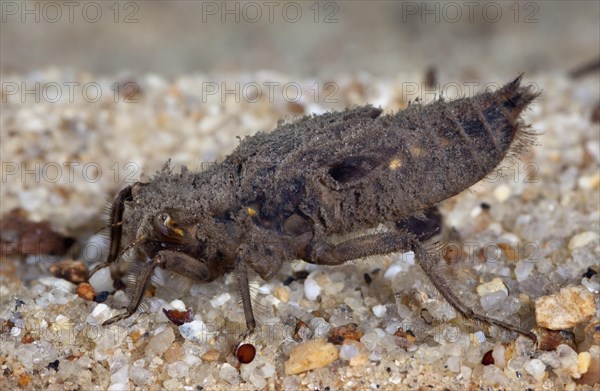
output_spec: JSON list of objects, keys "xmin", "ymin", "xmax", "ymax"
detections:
[
  {"xmin": 327, "ymin": 323, "xmax": 364, "ymax": 345},
  {"xmin": 163, "ymin": 341, "xmax": 183, "ymax": 363},
  {"xmin": 293, "ymin": 319, "xmax": 310, "ymax": 342},
  {"xmin": 76, "ymin": 283, "xmax": 96, "ymax": 301},
  {"xmin": 1, "ymin": 320, "xmax": 15, "ymax": 334},
  {"xmin": 497, "ymin": 243, "xmax": 520, "ymax": 262},
  {"xmin": 399, "ymin": 295, "xmax": 411, "ymax": 307},
  {"xmin": 0, "ymin": 208, "xmax": 74, "ymax": 256},
  {"xmin": 21, "ymin": 333, "xmax": 34, "ymax": 344},
  {"xmin": 49, "ymin": 260, "xmax": 89, "ymax": 284},
  {"xmin": 287, "ymin": 102, "xmax": 305, "ymax": 115},
  {"xmin": 443, "ymin": 244, "xmax": 463, "ymax": 264},
  {"xmin": 393, "ymin": 329, "xmax": 416, "ymax": 350},
  {"xmin": 18, "ymin": 373, "xmax": 31, "ymax": 387},
  {"xmin": 200, "ymin": 348, "xmax": 220, "ymax": 362},
  {"xmin": 65, "ymin": 353, "xmax": 82, "ymax": 361},
  {"xmin": 482, "ymin": 350, "xmax": 495, "ymax": 365},
  {"xmin": 235, "ymin": 343, "xmax": 256, "ymax": 364},
  {"xmin": 144, "ymin": 285, "xmax": 156, "ymax": 297},
  {"xmin": 535, "ymin": 327, "xmax": 576, "ymax": 351},
  {"xmin": 162, "ymin": 308, "xmax": 194, "ymax": 326},
  {"xmin": 310, "ymin": 310, "xmax": 331, "ymax": 322},
  {"xmin": 129, "ymin": 330, "xmax": 141, "ymax": 343}
]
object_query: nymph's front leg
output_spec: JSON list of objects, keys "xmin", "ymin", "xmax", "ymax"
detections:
[
  {"xmin": 235, "ymin": 244, "xmax": 256, "ymax": 333},
  {"xmin": 89, "ymin": 184, "xmax": 133, "ymax": 280},
  {"xmin": 104, "ymin": 250, "xmax": 211, "ymax": 325},
  {"xmin": 234, "ymin": 230, "xmax": 297, "ymax": 335}
]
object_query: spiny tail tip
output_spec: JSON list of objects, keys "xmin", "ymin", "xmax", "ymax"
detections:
[{"xmin": 499, "ymin": 73, "xmax": 540, "ymax": 115}]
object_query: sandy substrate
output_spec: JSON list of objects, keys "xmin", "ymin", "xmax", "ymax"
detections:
[{"xmin": 1, "ymin": 70, "xmax": 599, "ymax": 390}]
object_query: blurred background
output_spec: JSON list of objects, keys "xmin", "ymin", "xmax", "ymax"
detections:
[
  {"xmin": 2, "ymin": 1, "xmax": 599, "ymax": 79},
  {"xmin": 1, "ymin": 0, "xmax": 599, "ymax": 231}
]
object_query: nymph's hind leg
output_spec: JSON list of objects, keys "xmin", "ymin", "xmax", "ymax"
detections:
[{"xmin": 305, "ymin": 232, "xmax": 535, "ymax": 340}]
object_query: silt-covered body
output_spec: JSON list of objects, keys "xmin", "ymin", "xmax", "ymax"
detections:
[{"xmin": 100, "ymin": 76, "xmax": 538, "ymax": 339}]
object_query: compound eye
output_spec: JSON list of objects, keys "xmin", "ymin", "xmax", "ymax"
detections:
[{"xmin": 156, "ymin": 212, "xmax": 185, "ymax": 238}]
